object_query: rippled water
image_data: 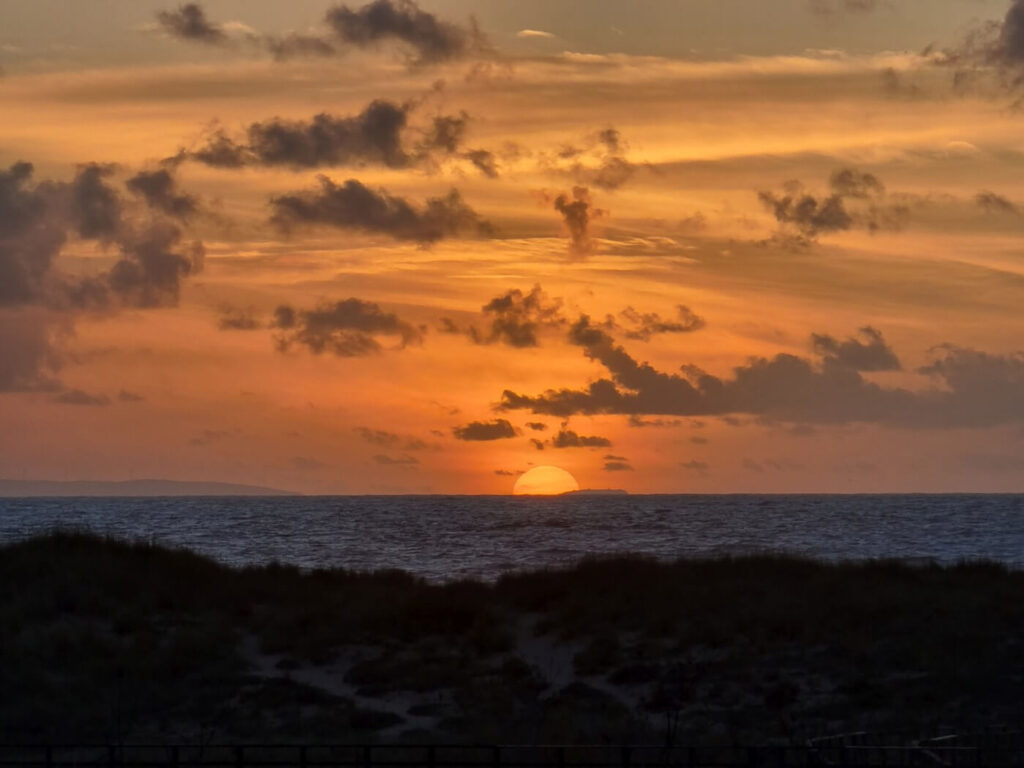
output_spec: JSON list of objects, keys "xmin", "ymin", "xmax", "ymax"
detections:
[{"xmin": 1, "ymin": 494, "xmax": 1023, "ymax": 581}]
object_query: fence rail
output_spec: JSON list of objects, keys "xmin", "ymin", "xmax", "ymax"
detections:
[{"xmin": 2, "ymin": 743, "xmax": 1024, "ymax": 768}]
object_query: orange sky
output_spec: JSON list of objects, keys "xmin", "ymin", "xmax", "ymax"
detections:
[{"xmin": 4, "ymin": 0, "xmax": 1024, "ymax": 493}]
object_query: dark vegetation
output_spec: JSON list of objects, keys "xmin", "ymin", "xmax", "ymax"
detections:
[{"xmin": 2, "ymin": 532, "xmax": 1024, "ymax": 744}]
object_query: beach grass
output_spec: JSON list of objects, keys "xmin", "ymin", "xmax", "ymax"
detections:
[{"xmin": 2, "ymin": 531, "xmax": 1023, "ymax": 744}]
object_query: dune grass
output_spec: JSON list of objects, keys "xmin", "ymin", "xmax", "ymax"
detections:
[{"xmin": 2, "ymin": 531, "xmax": 1024, "ymax": 744}]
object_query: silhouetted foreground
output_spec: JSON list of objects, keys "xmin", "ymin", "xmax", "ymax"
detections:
[
  {"xmin": 7, "ymin": 740, "xmax": 1024, "ymax": 767},
  {"xmin": 3, "ymin": 532, "xmax": 1024, "ymax": 746}
]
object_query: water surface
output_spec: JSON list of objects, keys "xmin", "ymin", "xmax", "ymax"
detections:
[{"xmin": 1, "ymin": 494, "xmax": 1021, "ymax": 581}]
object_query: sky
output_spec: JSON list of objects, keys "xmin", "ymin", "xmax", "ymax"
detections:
[{"xmin": 5, "ymin": 0, "xmax": 1024, "ymax": 493}]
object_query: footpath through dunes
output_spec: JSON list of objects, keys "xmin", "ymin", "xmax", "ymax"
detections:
[{"xmin": 4, "ymin": 532, "xmax": 1024, "ymax": 744}]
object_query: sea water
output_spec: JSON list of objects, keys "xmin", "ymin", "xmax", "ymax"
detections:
[{"xmin": 1, "ymin": 494, "xmax": 1022, "ymax": 581}]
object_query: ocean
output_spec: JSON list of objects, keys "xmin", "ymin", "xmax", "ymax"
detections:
[{"xmin": 1, "ymin": 494, "xmax": 1022, "ymax": 581}]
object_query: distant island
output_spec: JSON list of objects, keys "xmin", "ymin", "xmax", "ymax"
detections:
[
  {"xmin": 0, "ymin": 479, "xmax": 297, "ymax": 497},
  {"xmin": 562, "ymin": 488, "xmax": 629, "ymax": 496}
]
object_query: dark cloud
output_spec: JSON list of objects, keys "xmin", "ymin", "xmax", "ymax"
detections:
[
  {"xmin": 591, "ymin": 156, "xmax": 635, "ymax": 191},
  {"xmin": 181, "ymin": 101, "xmax": 493, "ymax": 174},
  {"xmin": 0, "ymin": 161, "xmax": 205, "ymax": 390},
  {"xmin": 44, "ymin": 163, "xmax": 201, "ymax": 309},
  {"xmin": 186, "ymin": 130, "xmax": 249, "ymax": 168},
  {"xmin": 554, "ymin": 127, "xmax": 637, "ymax": 191},
  {"xmin": 117, "ymin": 390, "xmax": 145, "ymax": 402},
  {"xmin": 53, "ymin": 389, "xmax": 110, "ymax": 406},
  {"xmin": 419, "ymin": 112, "xmax": 468, "ymax": 155},
  {"xmin": 914, "ymin": 345, "xmax": 1024, "ymax": 428},
  {"xmin": 107, "ymin": 221, "xmax": 204, "ymax": 308},
  {"xmin": 217, "ymin": 306, "xmax": 262, "ymax": 331},
  {"xmin": 271, "ymin": 176, "xmax": 492, "ymax": 243},
  {"xmin": 464, "ymin": 149, "xmax": 499, "ymax": 179},
  {"xmin": 499, "ymin": 314, "xmax": 914, "ymax": 422},
  {"xmin": 597, "ymin": 128, "xmax": 622, "ymax": 154},
  {"xmin": 71, "ymin": 164, "xmax": 122, "ymax": 240},
  {"xmin": 354, "ymin": 426, "xmax": 435, "ymax": 451},
  {"xmin": 758, "ymin": 169, "xmax": 907, "ymax": 240},
  {"xmin": 189, "ymin": 101, "xmax": 413, "ymax": 170},
  {"xmin": 467, "ymin": 284, "xmax": 565, "ymax": 347},
  {"xmin": 452, "ymin": 418, "xmax": 517, "ymax": 440},
  {"xmin": 442, "ymin": 284, "xmax": 565, "ymax": 347},
  {"xmin": 759, "ymin": 187, "xmax": 850, "ymax": 238},
  {"xmin": 499, "ymin": 315, "xmax": 1024, "ymax": 429},
  {"xmin": 126, "ymin": 169, "xmax": 197, "ymax": 219},
  {"xmin": 525, "ymin": 422, "xmax": 548, "ymax": 432},
  {"xmin": 437, "ymin": 317, "xmax": 461, "ymax": 335},
  {"xmin": 810, "ymin": 326, "xmax": 901, "ymax": 371},
  {"xmin": 0, "ymin": 162, "xmax": 66, "ymax": 307},
  {"xmin": 603, "ymin": 460, "xmax": 633, "ymax": 472},
  {"xmin": 999, "ymin": 0, "xmax": 1024, "ymax": 65},
  {"xmin": 627, "ymin": 415, "xmax": 683, "ymax": 428},
  {"xmin": 355, "ymin": 427, "xmax": 403, "ymax": 447},
  {"xmin": 935, "ymin": 2, "xmax": 1024, "ymax": 90},
  {"xmin": 324, "ymin": 0, "xmax": 486, "ymax": 66},
  {"xmin": 373, "ymin": 453, "xmax": 419, "ymax": 466},
  {"xmin": 161, "ymin": 0, "xmax": 488, "ymax": 68},
  {"xmin": 553, "ymin": 186, "xmax": 601, "ymax": 258},
  {"xmin": 0, "ymin": 309, "xmax": 63, "ymax": 391},
  {"xmin": 156, "ymin": 3, "xmax": 227, "ymax": 44},
  {"xmin": 549, "ymin": 429, "xmax": 612, "ymax": 448},
  {"xmin": 949, "ymin": 0, "xmax": 1024, "ymax": 73},
  {"xmin": 829, "ymin": 168, "xmax": 884, "ymax": 199},
  {"xmin": 615, "ymin": 305, "xmax": 705, "ymax": 341},
  {"xmin": 494, "ymin": 469, "xmax": 521, "ymax": 476},
  {"xmin": 976, "ymin": 190, "xmax": 1019, "ymax": 215},
  {"xmin": 272, "ymin": 298, "xmax": 422, "ymax": 357}
]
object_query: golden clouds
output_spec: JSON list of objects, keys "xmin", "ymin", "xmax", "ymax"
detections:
[{"xmin": 5, "ymin": 2, "xmax": 1024, "ymax": 492}]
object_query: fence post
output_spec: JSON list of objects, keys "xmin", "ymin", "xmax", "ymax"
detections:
[
  {"xmin": 688, "ymin": 747, "xmax": 697, "ymax": 767},
  {"xmin": 170, "ymin": 746, "xmax": 179, "ymax": 768},
  {"xmin": 492, "ymin": 746, "xmax": 501, "ymax": 768},
  {"xmin": 363, "ymin": 745, "xmax": 373, "ymax": 768},
  {"xmin": 556, "ymin": 746, "xmax": 565, "ymax": 768},
  {"xmin": 427, "ymin": 746, "xmax": 435, "ymax": 768},
  {"xmin": 299, "ymin": 746, "xmax": 307, "ymax": 768},
  {"xmin": 45, "ymin": 747, "xmax": 53, "ymax": 768},
  {"xmin": 621, "ymin": 746, "xmax": 631, "ymax": 768},
  {"xmin": 235, "ymin": 745, "xmax": 244, "ymax": 768},
  {"xmin": 109, "ymin": 746, "xmax": 117, "ymax": 768}
]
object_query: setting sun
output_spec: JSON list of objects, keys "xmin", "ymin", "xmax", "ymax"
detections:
[{"xmin": 512, "ymin": 466, "xmax": 580, "ymax": 496}]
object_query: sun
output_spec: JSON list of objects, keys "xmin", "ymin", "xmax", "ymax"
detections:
[{"xmin": 512, "ymin": 465, "xmax": 580, "ymax": 496}]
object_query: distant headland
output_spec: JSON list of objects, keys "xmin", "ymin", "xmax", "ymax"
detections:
[
  {"xmin": 0, "ymin": 479, "xmax": 297, "ymax": 497},
  {"xmin": 562, "ymin": 488, "xmax": 629, "ymax": 496}
]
